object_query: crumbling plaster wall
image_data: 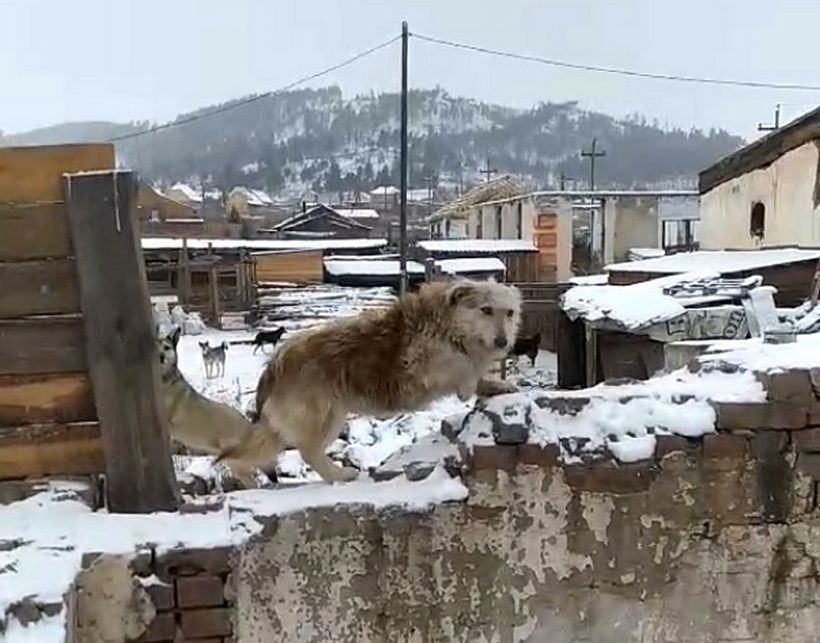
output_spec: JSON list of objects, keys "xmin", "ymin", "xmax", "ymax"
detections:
[{"xmin": 233, "ymin": 438, "xmax": 820, "ymax": 643}]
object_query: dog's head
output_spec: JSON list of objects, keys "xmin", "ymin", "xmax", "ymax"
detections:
[
  {"xmin": 157, "ymin": 326, "xmax": 182, "ymax": 376},
  {"xmin": 447, "ymin": 279, "xmax": 521, "ymax": 357},
  {"xmin": 198, "ymin": 340, "xmax": 211, "ymax": 355}
]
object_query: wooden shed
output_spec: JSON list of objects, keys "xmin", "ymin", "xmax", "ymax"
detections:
[
  {"xmin": 606, "ymin": 248, "xmax": 820, "ymax": 307},
  {"xmin": 254, "ymin": 248, "xmax": 324, "ymax": 284},
  {"xmin": 415, "ymin": 239, "xmax": 539, "ymax": 282}
]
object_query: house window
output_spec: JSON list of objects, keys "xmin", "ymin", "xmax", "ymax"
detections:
[
  {"xmin": 445, "ymin": 220, "xmax": 451, "ymax": 238},
  {"xmin": 750, "ymin": 202, "xmax": 766, "ymax": 238},
  {"xmin": 476, "ymin": 212, "xmax": 483, "ymax": 239},
  {"xmin": 516, "ymin": 202, "xmax": 523, "ymax": 239},
  {"xmin": 495, "ymin": 206, "xmax": 503, "ymax": 239},
  {"xmin": 662, "ymin": 219, "xmax": 699, "ymax": 251}
]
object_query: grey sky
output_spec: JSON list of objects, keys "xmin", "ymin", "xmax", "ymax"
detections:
[{"xmin": 2, "ymin": 0, "xmax": 818, "ymax": 140}]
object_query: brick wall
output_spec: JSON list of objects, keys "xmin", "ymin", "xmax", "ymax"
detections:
[{"xmin": 135, "ymin": 548, "xmax": 234, "ymax": 643}]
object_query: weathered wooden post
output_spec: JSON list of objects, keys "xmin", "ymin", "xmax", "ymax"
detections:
[{"xmin": 65, "ymin": 169, "xmax": 179, "ymax": 513}]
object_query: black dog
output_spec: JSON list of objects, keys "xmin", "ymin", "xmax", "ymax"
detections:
[
  {"xmin": 510, "ymin": 333, "xmax": 541, "ymax": 367},
  {"xmin": 252, "ymin": 327, "xmax": 286, "ymax": 355}
]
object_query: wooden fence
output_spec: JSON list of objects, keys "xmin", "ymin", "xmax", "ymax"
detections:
[
  {"xmin": 512, "ymin": 282, "xmax": 571, "ymax": 352},
  {"xmin": 0, "ymin": 144, "xmax": 178, "ymax": 512}
]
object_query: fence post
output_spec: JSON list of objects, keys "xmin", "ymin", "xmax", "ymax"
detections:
[{"xmin": 65, "ymin": 170, "xmax": 179, "ymax": 513}]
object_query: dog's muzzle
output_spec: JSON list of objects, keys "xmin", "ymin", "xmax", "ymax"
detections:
[{"xmin": 493, "ymin": 336, "xmax": 508, "ymax": 349}]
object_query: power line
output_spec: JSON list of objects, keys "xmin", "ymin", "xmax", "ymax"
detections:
[
  {"xmin": 111, "ymin": 35, "xmax": 401, "ymax": 142},
  {"xmin": 411, "ymin": 32, "xmax": 820, "ymax": 92}
]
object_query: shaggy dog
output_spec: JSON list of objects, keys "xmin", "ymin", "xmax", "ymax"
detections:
[{"xmin": 218, "ymin": 279, "xmax": 521, "ymax": 483}]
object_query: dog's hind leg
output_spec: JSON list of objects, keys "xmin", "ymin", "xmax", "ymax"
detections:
[{"xmin": 288, "ymin": 406, "xmax": 357, "ymax": 484}]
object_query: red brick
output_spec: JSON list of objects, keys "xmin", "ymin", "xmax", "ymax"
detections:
[
  {"xmin": 469, "ymin": 444, "xmax": 516, "ymax": 471},
  {"xmin": 564, "ymin": 461, "xmax": 656, "ymax": 494},
  {"xmin": 703, "ymin": 433, "xmax": 748, "ymax": 459},
  {"xmin": 155, "ymin": 547, "xmax": 231, "ymax": 577},
  {"xmin": 136, "ymin": 612, "xmax": 176, "ymax": 642},
  {"xmin": 145, "ymin": 582, "xmax": 174, "ymax": 611},
  {"xmin": 715, "ymin": 402, "xmax": 807, "ymax": 430},
  {"xmin": 655, "ymin": 435, "xmax": 690, "ymax": 459},
  {"xmin": 796, "ymin": 453, "xmax": 820, "ymax": 479},
  {"xmin": 763, "ymin": 369, "xmax": 813, "ymax": 403},
  {"xmin": 810, "ymin": 403, "xmax": 820, "ymax": 426},
  {"xmin": 792, "ymin": 428, "xmax": 820, "ymax": 452},
  {"xmin": 179, "ymin": 608, "xmax": 232, "ymax": 639},
  {"xmin": 517, "ymin": 443, "xmax": 559, "ymax": 467},
  {"xmin": 176, "ymin": 576, "xmax": 225, "ymax": 608}
]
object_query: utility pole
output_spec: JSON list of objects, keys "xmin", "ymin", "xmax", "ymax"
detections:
[
  {"xmin": 581, "ymin": 138, "xmax": 606, "ymax": 191},
  {"xmin": 399, "ymin": 20, "xmax": 409, "ymax": 296},
  {"xmin": 559, "ymin": 172, "xmax": 574, "ymax": 191},
  {"xmin": 480, "ymin": 157, "xmax": 497, "ymax": 183},
  {"xmin": 758, "ymin": 103, "xmax": 781, "ymax": 132}
]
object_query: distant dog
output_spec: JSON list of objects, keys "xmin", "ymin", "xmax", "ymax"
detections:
[
  {"xmin": 511, "ymin": 332, "xmax": 541, "ymax": 367},
  {"xmin": 158, "ymin": 327, "xmax": 270, "ymax": 486},
  {"xmin": 219, "ymin": 279, "xmax": 521, "ymax": 483},
  {"xmin": 252, "ymin": 327, "xmax": 286, "ymax": 355},
  {"xmin": 199, "ymin": 341, "xmax": 228, "ymax": 378}
]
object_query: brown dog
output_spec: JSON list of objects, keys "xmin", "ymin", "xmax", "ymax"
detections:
[{"xmin": 218, "ymin": 279, "xmax": 522, "ymax": 483}]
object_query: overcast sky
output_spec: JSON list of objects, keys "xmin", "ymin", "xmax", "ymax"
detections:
[{"xmin": 2, "ymin": 0, "xmax": 818, "ymax": 140}]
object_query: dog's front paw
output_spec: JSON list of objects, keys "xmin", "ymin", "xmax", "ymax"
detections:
[
  {"xmin": 335, "ymin": 466, "xmax": 359, "ymax": 483},
  {"xmin": 476, "ymin": 378, "xmax": 518, "ymax": 397}
]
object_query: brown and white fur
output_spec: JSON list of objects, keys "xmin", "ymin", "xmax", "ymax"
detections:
[
  {"xmin": 218, "ymin": 279, "xmax": 521, "ymax": 483},
  {"xmin": 158, "ymin": 327, "xmax": 269, "ymax": 486}
]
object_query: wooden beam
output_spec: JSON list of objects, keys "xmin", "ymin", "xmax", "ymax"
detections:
[
  {"xmin": 0, "ymin": 317, "xmax": 86, "ymax": 375},
  {"xmin": 0, "ymin": 203, "xmax": 73, "ymax": 260},
  {"xmin": 0, "ymin": 422, "xmax": 104, "ymax": 479},
  {"xmin": 0, "ymin": 373, "xmax": 95, "ymax": 427},
  {"xmin": 0, "ymin": 259, "xmax": 80, "ymax": 319},
  {"xmin": 66, "ymin": 170, "xmax": 178, "ymax": 513},
  {"xmin": 0, "ymin": 144, "xmax": 114, "ymax": 204}
]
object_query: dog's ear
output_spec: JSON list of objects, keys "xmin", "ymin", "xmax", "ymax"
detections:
[
  {"xmin": 169, "ymin": 326, "xmax": 182, "ymax": 347},
  {"xmin": 448, "ymin": 282, "xmax": 474, "ymax": 306}
]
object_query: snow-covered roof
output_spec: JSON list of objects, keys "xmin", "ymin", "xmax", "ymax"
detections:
[
  {"xmin": 417, "ymin": 239, "xmax": 537, "ymax": 254},
  {"xmin": 163, "ymin": 218, "xmax": 205, "ymax": 224},
  {"xmin": 429, "ymin": 175, "xmax": 523, "ymax": 222},
  {"xmin": 607, "ymin": 248, "xmax": 820, "ymax": 274},
  {"xmin": 407, "ymin": 188, "xmax": 433, "ymax": 202},
  {"xmin": 561, "ymin": 273, "xmax": 705, "ymax": 331},
  {"xmin": 168, "ymin": 183, "xmax": 203, "ymax": 203},
  {"xmin": 370, "ymin": 185, "xmax": 400, "ymax": 195},
  {"xmin": 436, "ymin": 257, "xmax": 506, "ymax": 274},
  {"xmin": 230, "ymin": 186, "xmax": 274, "ymax": 206},
  {"xmin": 335, "ymin": 208, "xmax": 380, "ymax": 220},
  {"xmin": 569, "ymin": 274, "xmax": 608, "ymax": 286},
  {"xmin": 628, "ymin": 247, "xmax": 665, "ymax": 261},
  {"xmin": 324, "ymin": 259, "xmax": 426, "ymax": 276},
  {"xmin": 141, "ymin": 237, "xmax": 387, "ymax": 252}
]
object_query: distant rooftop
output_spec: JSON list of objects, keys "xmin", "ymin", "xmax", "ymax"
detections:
[{"xmin": 607, "ymin": 248, "xmax": 820, "ymax": 275}]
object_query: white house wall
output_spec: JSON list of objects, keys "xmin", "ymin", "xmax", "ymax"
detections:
[{"xmin": 700, "ymin": 141, "xmax": 820, "ymax": 250}]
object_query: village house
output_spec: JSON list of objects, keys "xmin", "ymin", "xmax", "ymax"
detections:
[
  {"xmin": 430, "ymin": 180, "xmax": 699, "ymax": 274},
  {"xmin": 699, "ymin": 104, "xmax": 820, "ymax": 249},
  {"xmin": 163, "ymin": 182, "xmax": 203, "ymax": 211},
  {"xmin": 266, "ymin": 203, "xmax": 373, "ymax": 240},
  {"xmin": 369, "ymin": 184, "xmax": 400, "ymax": 210}
]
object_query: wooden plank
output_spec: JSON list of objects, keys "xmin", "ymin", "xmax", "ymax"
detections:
[
  {"xmin": 0, "ymin": 203, "xmax": 73, "ymax": 260},
  {"xmin": 0, "ymin": 317, "xmax": 86, "ymax": 375},
  {"xmin": 0, "ymin": 259, "xmax": 79, "ymax": 319},
  {"xmin": 0, "ymin": 144, "xmax": 114, "ymax": 204},
  {"xmin": 0, "ymin": 373, "xmax": 95, "ymax": 427},
  {"xmin": 66, "ymin": 170, "xmax": 178, "ymax": 512},
  {"xmin": 0, "ymin": 422, "xmax": 104, "ymax": 479}
]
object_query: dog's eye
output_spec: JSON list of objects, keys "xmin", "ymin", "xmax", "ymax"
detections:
[
  {"xmin": 481, "ymin": 306, "xmax": 493, "ymax": 316},
  {"xmin": 506, "ymin": 310, "xmax": 514, "ymax": 318}
]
